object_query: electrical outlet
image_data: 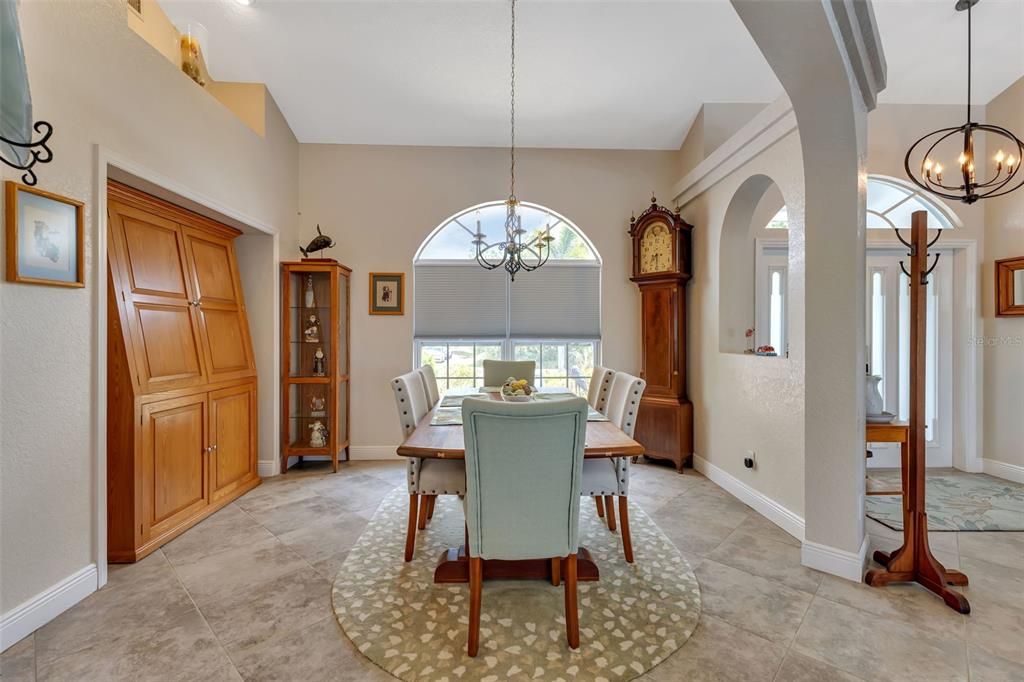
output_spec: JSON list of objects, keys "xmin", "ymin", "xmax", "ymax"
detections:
[{"xmin": 743, "ymin": 450, "xmax": 756, "ymax": 469}]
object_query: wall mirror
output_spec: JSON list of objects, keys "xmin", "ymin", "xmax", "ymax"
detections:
[{"xmin": 996, "ymin": 256, "xmax": 1024, "ymax": 317}]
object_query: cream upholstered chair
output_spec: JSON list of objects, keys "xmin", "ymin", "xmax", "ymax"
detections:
[
  {"xmin": 481, "ymin": 359, "xmax": 536, "ymax": 390},
  {"xmin": 462, "ymin": 396, "xmax": 588, "ymax": 655},
  {"xmin": 587, "ymin": 366, "xmax": 615, "ymax": 411},
  {"xmin": 418, "ymin": 364, "xmax": 441, "ymax": 407},
  {"xmin": 391, "ymin": 371, "xmax": 465, "ymax": 561},
  {"xmin": 580, "ymin": 371, "xmax": 646, "ymax": 562}
]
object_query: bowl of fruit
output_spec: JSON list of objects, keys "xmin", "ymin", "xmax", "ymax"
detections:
[{"xmin": 500, "ymin": 377, "xmax": 535, "ymax": 402}]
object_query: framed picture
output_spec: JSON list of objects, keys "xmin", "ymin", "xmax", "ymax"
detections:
[
  {"xmin": 369, "ymin": 272, "xmax": 404, "ymax": 315},
  {"xmin": 5, "ymin": 181, "xmax": 84, "ymax": 288}
]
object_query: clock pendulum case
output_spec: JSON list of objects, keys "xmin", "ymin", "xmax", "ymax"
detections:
[{"xmin": 628, "ymin": 196, "xmax": 695, "ymax": 472}]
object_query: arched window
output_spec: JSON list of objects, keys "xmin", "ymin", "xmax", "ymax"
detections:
[
  {"xmin": 764, "ymin": 175, "xmax": 958, "ymax": 230},
  {"xmin": 414, "ymin": 202, "xmax": 601, "ymax": 395}
]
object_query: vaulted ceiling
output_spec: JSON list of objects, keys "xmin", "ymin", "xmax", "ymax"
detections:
[{"xmin": 159, "ymin": 0, "xmax": 1024, "ymax": 150}]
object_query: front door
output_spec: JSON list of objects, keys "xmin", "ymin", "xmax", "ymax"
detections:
[{"xmin": 866, "ymin": 249, "xmax": 953, "ymax": 468}]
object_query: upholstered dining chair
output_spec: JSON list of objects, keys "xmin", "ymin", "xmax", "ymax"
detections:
[
  {"xmin": 587, "ymin": 366, "xmax": 615, "ymax": 411},
  {"xmin": 462, "ymin": 396, "xmax": 588, "ymax": 656},
  {"xmin": 481, "ymin": 359, "xmax": 536, "ymax": 390},
  {"xmin": 418, "ymin": 364, "xmax": 441, "ymax": 407},
  {"xmin": 390, "ymin": 371, "xmax": 466, "ymax": 561},
  {"xmin": 579, "ymin": 371, "xmax": 646, "ymax": 563}
]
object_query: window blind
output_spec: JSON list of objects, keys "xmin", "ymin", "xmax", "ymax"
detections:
[
  {"xmin": 509, "ymin": 264, "xmax": 601, "ymax": 338},
  {"xmin": 413, "ymin": 264, "xmax": 508, "ymax": 338}
]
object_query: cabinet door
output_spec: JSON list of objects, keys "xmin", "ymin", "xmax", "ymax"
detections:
[
  {"xmin": 640, "ymin": 283, "xmax": 679, "ymax": 396},
  {"xmin": 108, "ymin": 201, "xmax": 207, "ymax": 392},
  {"xmin": 141, "ymin": 394, "xmax": 208, "ymax": 540},
  {"xmin": 181, "ymin": 226, "xmax": 256, "ymax": 384},
  {"xmin": 209, "ymin": 382, "xmax": 258, "ymax": 502}
]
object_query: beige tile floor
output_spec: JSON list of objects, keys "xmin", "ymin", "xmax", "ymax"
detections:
[{"xmin": 2, "ymin": 461, "xmax": 1022, "ymax": 681}]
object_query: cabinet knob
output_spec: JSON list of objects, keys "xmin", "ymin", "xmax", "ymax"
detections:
[
  {"xmin": 203, "ymin": 446, "xmax": 212, "ymax": 455},
  {"xmin": 673, "ymin": 370, "xmax": 679, "ymax": 376}
]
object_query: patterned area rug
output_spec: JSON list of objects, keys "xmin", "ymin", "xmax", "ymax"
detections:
[
  {"xmin": 332, "ymin": 487, "xmax": 701, "ymax": 681},
  {"xmin": 866, "ymin": 469, "xmax": 1024, "ymax": 531}
]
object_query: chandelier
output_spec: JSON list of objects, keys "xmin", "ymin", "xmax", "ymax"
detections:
[
  {"xmin": 904, "ymin": 0, "xmax": 1023, "ymax": 204},
  {"xmin": 473, "ymin": 0, "xmax": 553, "ymax": 281}
]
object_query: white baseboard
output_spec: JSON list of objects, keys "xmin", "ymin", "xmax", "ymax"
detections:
[
  {"xmin": 982, "ymin": 458, "xmax": 1024, "ymax": 485},
  {"xmin": 692, "ymin": 454, "xmax": 805, "ymax": 542},
  {"xmin": 801, "ymin": 536, "xmax": 869, "ymax": 583},
  {"xmin": 349, "ymin": 445, "xmax": 402, "ymax": 461},
  {"xmin": 258, "ymin": 460, "xmax": 279, "ymax": 477},
  {"xmin": 1, "ymin": 564, "xmax": 97, "ymax": 652}
]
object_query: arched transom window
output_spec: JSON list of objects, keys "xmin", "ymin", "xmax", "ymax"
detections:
[
  {"xmin": 765, "ymin": 175, "xmax": 958, "ymax": 230},
  {"xmin": 414, "ymin": 202, "xmax": 601, "ymax": 395}
]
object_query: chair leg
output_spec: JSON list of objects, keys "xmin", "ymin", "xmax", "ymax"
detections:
[
  {"xmin": 468, "ymin": 557, "xmax": 483, "ymax": 657},
  {"xmin": 551, "ymin": 558, "xmax": 561, "ymax": 587},
  {"xmin": 604, "ymin": 495, "xmax": 617, "ymax": 532},
  {"xmin": 564, "ymin": 554, "xmax": 580, "ymax": 650},
  {"xmin": 594, "ymin": 496, "xmax": 605, "ymax": 519},
  {"xmin": 618, "ymin": 496, "xmax": 634, "ymax": 563},
  {"xmin": 425, "ymin": 495, "xmax": 436, "ymax": 521},
  {"xmin": 417, "ymin": 495, "xmax": 430, "ymax": 530},
  {"xmin": 404, "ymin": 495, "xmax": 419, "ymax": 562}
]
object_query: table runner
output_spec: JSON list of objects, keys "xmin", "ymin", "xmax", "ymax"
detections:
[{"xmin": 431, "ymin": 391, "xmax": 609, "ymax": 426}]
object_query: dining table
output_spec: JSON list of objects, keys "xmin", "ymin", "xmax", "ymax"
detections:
[{"xmin": 396, "ymin": 387, "xmax": 645, "ymax": 584}]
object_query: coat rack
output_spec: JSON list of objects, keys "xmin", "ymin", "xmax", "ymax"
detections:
[{"xmin": 865, "ymin": 210, "xmax": 970, "ymax": 614}]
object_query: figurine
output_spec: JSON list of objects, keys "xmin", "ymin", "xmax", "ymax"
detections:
[
  {"xmin": 299, "ymin": 224, "xmax": 335, "ymax": 259},
  {"xmin": 304, "ymin": 275, "xmax": 316, "ymax": 308},
  {"xmin": 309, "ymin": 394, "xmax": 326, "ymax": 418},
  {"xmin": 303, "ymin": 314, "xmax": 321, "ymax": 343},
  {"xmin": 312, "ymin": 347, "xmax": 326, "ymax": 376},
  {"xmin": 308, "ymin": 421, "xmax": 328, "ymax": 448}
]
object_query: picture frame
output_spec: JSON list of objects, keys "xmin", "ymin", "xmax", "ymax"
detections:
[
  {"xmin": 369, "ymin": 272, "xmax": 404, "ymax": 315},
  {"xmin": 995, "ymin": 256, "xmax": 1024, "ymax": 317},
  {"xmin": 5, "ymin": 181, "xmax": 85, "ymax": 288}
]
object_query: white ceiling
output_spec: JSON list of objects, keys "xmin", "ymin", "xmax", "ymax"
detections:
[{"xmin": 159, "ymin": 0, "xmax": 1023, "ymax": 150}]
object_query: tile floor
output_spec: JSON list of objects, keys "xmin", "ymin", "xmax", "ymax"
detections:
[{"xmin": 2, "ymin": 460, "xmax": 1022, "ymax": 681}]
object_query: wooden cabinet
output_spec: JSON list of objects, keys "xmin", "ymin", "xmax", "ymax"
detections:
[
  {"xmin": 107, "ymin": 182, "xmax": 260, "ymax": 563},
  {"xmin": 281, "ymin": 261, "xmax": 351, "ymax": 474},
  {"xmin": 628, "ymin": 198, "xmax": 695, "ymax": 472}
]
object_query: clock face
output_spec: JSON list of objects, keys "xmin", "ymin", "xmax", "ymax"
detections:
[{"xmin": 639, "ymin": 222, "xmax": 673, "ymax": 274}]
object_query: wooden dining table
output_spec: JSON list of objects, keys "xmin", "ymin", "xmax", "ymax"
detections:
[{"xmin": 396, "ymin": 390, "xmax": 645, "ymax": 584}]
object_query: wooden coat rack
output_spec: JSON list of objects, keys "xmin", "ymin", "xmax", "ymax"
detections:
[{"xmin": 865, "ymin": 210, "xmax": 970, "ymax": 614}]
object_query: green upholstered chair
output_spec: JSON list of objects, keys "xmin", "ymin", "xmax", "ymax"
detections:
[
  {"xmin": 581, "ymin": 372, "xmax": 646, "ymax": 563},
  {"xmin": 481, "ymin": 359, "xmax": 536, "ymax": 391},
  {"xmin": 461, "ymin": 396, "xmax": 588, "ymax": 655},
  {"xmin": 391, "ymin": 371, "xmax": 465, "ymax": 561}
]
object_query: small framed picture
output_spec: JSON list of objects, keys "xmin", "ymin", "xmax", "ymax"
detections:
[
  {"xmin": 5, "ymin": 181, "xmax": 84, "ymax": 288},
  {"xmin": 369, "ymin": 272, "xmax": 404, "ymax": 315}
]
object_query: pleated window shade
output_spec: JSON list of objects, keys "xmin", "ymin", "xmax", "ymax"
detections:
[{"xmin": 414, "ymin": 263, "xmax": 600, "ymax": 340}]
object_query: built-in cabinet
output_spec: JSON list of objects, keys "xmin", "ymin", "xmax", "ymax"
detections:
[{"xmin": 107, "ymin": 182, "xmax": 259, "ymax": 563}]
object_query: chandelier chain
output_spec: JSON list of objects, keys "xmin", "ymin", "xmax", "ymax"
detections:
[
  {"xmin": 509, "ymin": 0, "xmax": 516, "ymax": 201},
  {"xmin": 966, "ymin": 0, "xmax": 972, "ymax": 123}
]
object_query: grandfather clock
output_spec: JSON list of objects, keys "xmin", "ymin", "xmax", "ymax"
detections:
[{"xmin": 628, "ymin": 197, "xmax": 694, "ymax": 472}]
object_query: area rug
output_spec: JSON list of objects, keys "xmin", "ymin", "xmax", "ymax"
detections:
[
  {"xmin": 332, "ymin": 487, "xmax": 701, "ymax": 681},
  {"xmin": 866, "ymin": 469, "xmax": 1024, "ymax": 531}
]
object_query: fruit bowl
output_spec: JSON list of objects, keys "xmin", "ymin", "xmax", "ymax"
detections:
[{"xmin": 500, "ymin": 376, "xmax": 535, "ymax": 402}]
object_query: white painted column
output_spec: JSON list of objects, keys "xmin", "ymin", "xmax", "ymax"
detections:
[{"xmin": 731, "ymin": 0, "xmax": 886, "ymax": 579}]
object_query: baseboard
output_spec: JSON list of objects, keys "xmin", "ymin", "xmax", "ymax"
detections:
[
  {"xmin": 258, "ymin": 460, "xmax": 278, "ymax": 477},
  {"xmin": 1, "ymin": 564, "xmax": 97, "ymax": 652},
  {"xmin": 692, "ymin": 454, "xmax": 805, "ymax": 542},
  {"xmin": 801, "ymin": 536, "xmax": 869, "ymax": 583},
  {"xmin": 349, "ymin": 445, "xmax": 402, "ymax": 461},
  {"xmin": 982, "ymin": 458, "xmax": 1024, "ymax": 485}
]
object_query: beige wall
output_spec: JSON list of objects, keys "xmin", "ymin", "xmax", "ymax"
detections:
[
  {"xmin": 0, "ymin": 0, "xmax": 298, "ymax": 616},
  {"xmin": 297, "ymin": 145, "xmax": 676, "ymax": 453},
  {"xmin": 982, "ymin": 75, "xmax": 1024, "ymax": 472},
  {"xmin": 679, "ymin": 131, "xmax": 807, "ymax": 518}
]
